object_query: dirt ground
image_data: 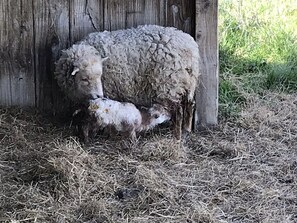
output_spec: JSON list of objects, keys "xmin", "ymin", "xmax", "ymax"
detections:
[{"xmin": 0, "ymin": 92, "xmax": 296, "ymax": 223}]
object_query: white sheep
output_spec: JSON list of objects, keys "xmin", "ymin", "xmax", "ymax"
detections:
[
  {"xmin": 74, "ymin": 98, "xmax": 171, "ymax": 142},
  {"xmin": 55, "ymin": 25, "xmax": 200, "ymax": 138}
]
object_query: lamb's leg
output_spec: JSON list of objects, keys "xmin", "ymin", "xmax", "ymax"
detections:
[
  {"xmin": 89, "ymin": 123, "xmax": 100, "ymax": 139},
  {"xmin": 120, "ymin": 121, "xmax": 137, "ymax": 141},
  {"xmin": 174, "ymin": 105, "xmax": 183, "ymax": 140},
  {"xmin": 103, "ymin": 125, "xmax": 113, "ymax": 138},
  {"xmin": 183, "ymin": 100, "xmax": 195, "ymax": 133}
]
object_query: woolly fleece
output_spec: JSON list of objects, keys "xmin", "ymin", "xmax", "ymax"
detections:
[{"xmin": 82, "ymin": 25, "xmax": 200, "ymax": 107}]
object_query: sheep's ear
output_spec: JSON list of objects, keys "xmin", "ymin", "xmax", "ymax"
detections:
[
  {"xmin": 71, "ymin": 68, "xmax": 80, "ymax": 76},
  {"xmin": 101, "ymin": 57, "xmax": 109, "ymax": 63}
]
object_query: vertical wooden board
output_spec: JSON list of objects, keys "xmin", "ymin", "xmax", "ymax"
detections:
[
  {"xmin": 0, "ymin": 1, "xmax": 11, "ymax": 105},
  {"xmin": 0, "ymin": 65, "xmax": 12, "ymax": 106},
  {"xmin": 143, "ymin": 0, "xmax": 166, "ymax": 26},
  {"xmin": 125, "ymin": 0, "xmax": 146, "ymax": 27},
  {"xmin": 195, "ymin": 0, "xmax": 219, "ymax": 126},
  {"xmin": 104, "ymin": 0, "xmax": 127, "ymax": 30},
  {"xmin": 104, "ymin": 0, "xmax": 166, "ymax": 31},
  {"xmin": 0, "ymin": 0, "xmax": 35, "ymax": 106},
  {"xmin": 33, "ymin": 0, "xmax": 70, "ymax": 111},
  {"xmin": 165, "ymin": 0, "xmax": 195, "ymax": 35},
  {"xmin": 126, "ymin": 0, "xmax": 166, "ymax": 27},
  {"xmin": 70, "ymin": 0, "xmax": 104, "ymax": 43}
]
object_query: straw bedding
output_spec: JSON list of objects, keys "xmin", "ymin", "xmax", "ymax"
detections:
[{"xmin": 0, "ymin": 92, "xmax": 296, "ymax": 222}]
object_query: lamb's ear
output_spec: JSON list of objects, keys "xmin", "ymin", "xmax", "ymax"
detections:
[
  {"xmin": 101, "ymin": 57, "xmax": 109, "ymax": 63},
  {"xmin": 71, "ymin": 67, "xmax": 80, "ymax": 76}
]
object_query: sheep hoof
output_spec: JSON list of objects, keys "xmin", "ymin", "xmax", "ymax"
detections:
[
  {"xmin": 181, "ymin": 130, "xmax": 191, "ymax": 141},
  {"xmin": 174, "ymin": 129, "xmax": 182, "ymax": 140}
]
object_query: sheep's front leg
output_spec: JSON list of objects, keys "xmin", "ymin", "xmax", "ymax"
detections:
[
  {"xmin": 89, "ymin": 123, "xmax": 100, "ymax": 139},
  {"xmin": 174, "ymin": 105, "xmax": 183, "ymax": 140},
  {"xmin": 183, "ymin": 99, "xmax": 195, "ymax": 133},
  {"xmin": 81, "ymin": 124, "xmax": 90, "ymax": 144},
  {"xmin": 129, "ymin": 130, "xmax": 137, "ymax": 141},
  {"xmin": 103, "ymin": 125, "xmax": 113, "ymax": 138}
]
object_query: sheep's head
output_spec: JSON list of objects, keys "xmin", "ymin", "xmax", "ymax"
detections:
[
  {"xmin": 71, "ymin": 55, "xmax": 108, "ymax": 100},
  {"xmin": 55, "ymin": 44, "xmax": 108, "ymax": 101},
  {"xmin": 147, "ymin": 104, "xmax": 171, "ymax": 128}
]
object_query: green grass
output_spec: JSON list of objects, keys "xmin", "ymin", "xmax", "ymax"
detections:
[
  {"xmin": 219, "ymin": 77, "xmax": 246, "ymax": 119},
  {"xmin": 219, "ymin": 0, "xmax": 297, "ymax": 118}
]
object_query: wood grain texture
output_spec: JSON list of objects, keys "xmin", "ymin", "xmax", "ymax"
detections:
[
  {"xmin": 103, "ymin": 0, "xmax": 127, "ymax": 30},
  {"xmin": 126, "ymin": 0, "xmax": 166, "ymax": 28},
  {"xmin": 0, "ymin": 0, "xmax": 35, "ymax": 106},
  {"xmin": 195, "ymin": 0, "xmax": 219, "ymax": 126},
  {"xmin": 142, "ymin": 0, "xmax": 166, "ymax": 26},
  {"xmin": 70, "ymin": 0, "xmax": 104, "ymax": 43},
  {"xmin": 104, "ymin": 0, "xmax": 166, "ymax": 31},
  {"xmin": 33, "ymin": 0, "xmax": 70, "ymax": 111}
]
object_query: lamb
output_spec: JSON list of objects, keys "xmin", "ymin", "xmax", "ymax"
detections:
[
  {"xmin": 73, "ymin": 98, "xmax": 171, "ymax": 143},
  {"xmin": 55, "ymin": 25, "xmax": 200, "ymax": 138}
]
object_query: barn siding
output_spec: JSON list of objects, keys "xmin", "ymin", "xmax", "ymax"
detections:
[
  {"xmin": 34, "ymin": 0, "xmax": 70, "ymax": 111},
  {"xmin": 0, "ymin": 0, "xmax": 218, "ymax": 125},
  {"xmin": 0, "ymin": 0, "xmax": 35, "ymax": 106},
  {"xmin": 70, "ymin": 0, "xmax": 104, "ymax": 43}
]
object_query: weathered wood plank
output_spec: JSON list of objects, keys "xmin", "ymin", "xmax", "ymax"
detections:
[
  {"xmin": 0, "ymin": 0, "xmax": 35, "ymax": 106},
  {"xmin": 0, "ymin": 67, "xmax": 12, "ymax": 106},
  {"xmin": 126, "ymin": 0, "xmax": 166, "ymax": 28},
  {"xmin": 125, "ymin": 0, "xmax": 146, "ymax": 27},
  {"xmin": 143, "ymin": 0, "xmax": 166, "ymax": 26},
  {"xmin": 165, "ymin": 0, "xmax": 195, "ymax": 35},
  {"xmin": 0, "ymin": 1, "xmax": 12, "ymax": 106},
  {"xmin": 33, "ymin": 0, "xmax": 70, "ymax": 112},
  {"xmin": 104, "ymin": 0, "xmax": 127, "ymax": 30},
  {"xmin": 104, "ymin": 0, "xmax": 166, "ymax": 31},
  {"xmin": 195, "ymin": 0, "xmax": 219, "ymax": 126},
  {"xmin": 70, "ymin": 0, "xmax": 104, "ymax": 43}
]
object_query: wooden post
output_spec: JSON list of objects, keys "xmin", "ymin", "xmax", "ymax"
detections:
[{"xmin": 195, "ymin": 0, "xmax": 219, "ymax": 127}]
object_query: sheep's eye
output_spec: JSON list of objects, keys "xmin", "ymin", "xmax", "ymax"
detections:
[
  {"xmin": 81, "ymin": 78, "xmax": 88, "ymax": 82},
  {"xmin": 153, "ymin": 114, "xmax": 159, "ymax": 119}
]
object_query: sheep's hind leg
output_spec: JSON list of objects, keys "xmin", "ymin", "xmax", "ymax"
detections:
[
  {"xmin": 174, "ymin": 105, "xmax": 183, "ymax": 140},
  {"xmin": 81, "ymin": 124, "xmax": 90, "ymax": 144},
  {"xmin": 183, "ymin": 99, "xmax": 195, "ymax": 133}
]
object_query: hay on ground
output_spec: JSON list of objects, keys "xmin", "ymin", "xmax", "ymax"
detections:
[{"xmin": 0, "ymin": 93, "xmax": 297, "ymax": 222}]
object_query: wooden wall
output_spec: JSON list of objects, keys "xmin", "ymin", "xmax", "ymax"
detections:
[{"xmin": 0, "ymin": 0, "xmax": 218, "ymax": 125}]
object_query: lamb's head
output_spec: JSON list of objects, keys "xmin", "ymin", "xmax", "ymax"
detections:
[
  {"xmin": 146, "ymin": 104, "xmax": 171, "ymax": 128},
  {"xmin": 55, "ymin": 44, "xmax": 108, "ymax": 101}
]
